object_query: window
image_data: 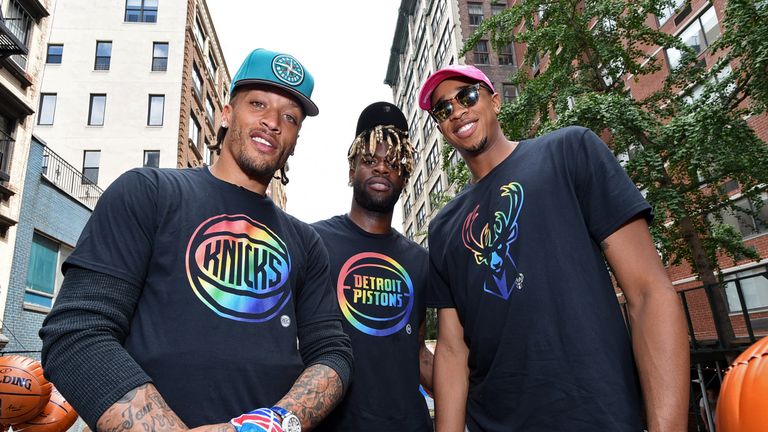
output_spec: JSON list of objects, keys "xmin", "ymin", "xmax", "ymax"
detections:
[
  {"xmin": 125, "ymin": 0, "xmax": 158, "ymax": 23},
  {"xmin": 406, "ymin": 225, "xmax": 414, "ymax": 240},
  {"xmin": 88, "ymin": 94, "xmax": 106, "ymax": 126},
  {"xmin": 417, "ymin": 205, "xmax": 427, "ymax": 229},
  {"xmin": 94, "ymin": 41, "xmax": 112, "ymax": 70},
  {"xmin": 426, "ymin": 143, "xmax": 439, "ymax": 175},
  {"xmin": 192, "ymin": 63, "xmax": 202, "ymax": 98},
  {"xmin": 468, "ymin": 3, "xmax": 483, "ymax": 27},
  {"xmin": 422, "ymin": 120, "xmax": 432, "ymax": 144},
  {"xmin": 435, "ymin": 25, "xmax": 449, "ymax": 67},
  {"xmin": 193, "ymin": 16, "xmax": 205, "ymax": 49},
  {"xmin": 430, "ymin": 180, "xmax": 444, "ymax": 207},
  {"xmin": 475, "ymin": 40, "xmax": 490, "ymax": 64},
  {"xmin": 82, "ymin": 150, "xmax": 100, "ymax": 184},
  {"xmin": 143, "ymin": 150, "xmax": 160, "ymax": 168},
  {"xmin": 658, "ymin": 0, "xmax": 686, "ymax": 26},
  {"xmin": 498, "ymin": 43, "xmax": 515, "ymax": 65},
  {"xmin": 403, "ymin": 195, "xmax": 412, "ymax": 218},
  {"xmin": 413, "ymin": 139, "xmax": 421, "ymax": 164},
  {"xmin": 205, "ymin": 96, "xmax": 215, "ymax": 125},
  {"xmin": 38, "ymin": 94, "xmax": 57, "ymax": 125},
  {"xmin": 206, "ymin": 52, "xmax": 217, "ymax": 79},
  {"xmin": 503, "ymin": 84, "xmax": 518, "ymax": 102},
  {"xmin": 25, "ymin": 233, "xmax": 71, "ymax": 310},
  {"xmin": 724, "ymin": 266, "xmax": 768, "ymax": 313},
  {"xmin": 449, "ymin": 148, "xmax": 461, "ymax": 167},
  {"xmin": 414, "ymin": 173, "xmax": 424, "ymax": 198},
  {"xmin": 148, "ymin": 94, "xmax": 164, "ymax": 126},
  {"xmin": 420, "ymin": 236, "xmax": 429, "ymax": 250},
  {"xmin": 152, "ymin": 42, "xmax": 168, "ymax": 71},
  {"xmin": 203, "ymin": 139, "xmax": 212, "ymax": 165},
  {"xmin": 418, "ymin": 48, "xmax": 428, "ymax": 80},
  {"xmin": 666, "ymin": 6, "xmax": 721, "ymax": 70},
  {"xmin": 46, "ymin": 44, "xmax": 63, "ymax": 64},
  {"xmin": 431, "ymin": 0, "xmax": 445, "ymax": 36},
  {"xmin": 189, "ymin": 113, "xmax": 200, "ymax": 147},
  {"xmin": 4, "ymin": 0, "xmax": 33, "ymax": 69},
  {"xmin": 718, "ymin": 195, "xmax": 768, "ymax": 238},
  {"xmin": 492, "ymin": 4, "xmax": 507, "ymax": 16}
]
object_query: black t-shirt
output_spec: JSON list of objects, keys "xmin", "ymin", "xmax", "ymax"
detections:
[
  {"xmin": 312, "ymin": 215, "xmax": 431, "ymax": 432},
  {"xmin": 64, "ymin": 167, "xmax": 339, "ymax": 427},
  {"xmin": 428, "ymin": 127, "xmax": 652, "ymax": 431}
]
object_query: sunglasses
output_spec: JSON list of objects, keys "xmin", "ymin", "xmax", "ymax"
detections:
[{"xmin": 429, "ymin": 83, "xmax": 489, "ymax": 122}]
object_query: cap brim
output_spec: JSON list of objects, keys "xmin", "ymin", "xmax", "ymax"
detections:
[{"xmin": 233, "ymin": 79, "xmax": 319, "ymax": 116}]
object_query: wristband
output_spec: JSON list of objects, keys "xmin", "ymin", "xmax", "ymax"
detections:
[{"xmin": 230, "ymin": 408, "xmax": 283, "ymax": 432}]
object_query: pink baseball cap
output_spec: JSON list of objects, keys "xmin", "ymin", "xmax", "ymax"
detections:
[{"xmin": 418, "ymin": 65, "xmax": 495, "ymax": 110}]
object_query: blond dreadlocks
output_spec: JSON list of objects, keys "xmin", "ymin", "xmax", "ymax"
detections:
[{"xmin": 347, "ymin": 124, "xmax": 415, "ymax": 183}]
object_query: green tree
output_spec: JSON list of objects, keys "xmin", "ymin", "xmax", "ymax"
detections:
[{"xmin": 445, "ymin": 0, "xmax": 768, "ymax": 347}]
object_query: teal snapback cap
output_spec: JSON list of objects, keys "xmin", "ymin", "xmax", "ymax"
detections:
[{"xmin": 230, "ymin": 48, "xmax": 318, "ymax": 116}]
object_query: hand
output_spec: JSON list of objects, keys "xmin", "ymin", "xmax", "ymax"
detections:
[{"xmin": 230, "ymin": 408, "xmax": 284, "ymax": 432}]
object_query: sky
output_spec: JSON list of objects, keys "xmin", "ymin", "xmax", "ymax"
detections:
[{"xmin": 208, "ymin": 0, "xmax": 404, "ymax": 227}]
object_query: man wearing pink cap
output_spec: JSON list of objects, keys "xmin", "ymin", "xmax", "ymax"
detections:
[{"xmin": 418, "ymin": 65, "xmax": 689, "ymax": 431}]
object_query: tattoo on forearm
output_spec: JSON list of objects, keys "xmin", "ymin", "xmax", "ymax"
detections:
[
  {"xmin": 97, "ymin": 384, "xmax": 187, "ymax": 432},
  {"xmin": 277, "ymin": 365, "xmax": 343, "ymax": 430}
]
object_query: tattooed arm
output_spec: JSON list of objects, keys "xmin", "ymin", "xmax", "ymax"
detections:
[
  {"xmin": 96, "ymin": 384, "xmax": 238, "ymax": 432},
  {"xmin": 272, "ymin": 364, "xmax": 343, "ymax": 430}
]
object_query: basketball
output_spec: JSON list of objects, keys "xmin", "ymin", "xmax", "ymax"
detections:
[
  {"xmin": 0, "ymin": 356, "xmax": 52, "ymax": 425},
  {"xmin": 716, "ymin": 335, "xmax": 768, "ymax": 432},
  {"xmin": 12, "ymin": 386, "xmax": 78, "ymax": 432}
]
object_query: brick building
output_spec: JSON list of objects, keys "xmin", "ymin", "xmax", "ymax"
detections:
[{"xmin": 0, "ymin": 0, "xmax": 53, "ymax": 348}]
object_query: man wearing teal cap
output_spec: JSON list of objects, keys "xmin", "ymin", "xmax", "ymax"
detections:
[{"xmin": 40, "ymin": 48, "xmax": 353, "ymax": 432}]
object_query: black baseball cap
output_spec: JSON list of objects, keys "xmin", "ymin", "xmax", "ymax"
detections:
[{"xmin": 355, "ymin": 102, "xmax": 408, "ymax": 137}]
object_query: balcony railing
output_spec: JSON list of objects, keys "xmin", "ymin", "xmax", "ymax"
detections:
[
  {"xmin": 0, "ymin": 130, "xmax": 13, "ymax": 182},
  {"xmin": 42, "ymin": 146, "xmax": 103, "ymax": 209},
  {"xmin": 621, "ymin": 270, "xmax": 768, "ymax": 356}
]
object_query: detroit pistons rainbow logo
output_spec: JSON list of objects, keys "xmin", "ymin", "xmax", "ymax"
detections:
[
  {"xmin": 186, "ymin": 214, "xmax": 292, "ymax": 322},
  {"xmin": 337, "ymin": 252, "xmax": 414, "ymax": 336}
]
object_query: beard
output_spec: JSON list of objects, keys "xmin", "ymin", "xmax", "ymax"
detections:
[
  {"xmin": 352, "ymin": 177, "xmax": 402, "ymax": 214},
  {"xmin": 228, "ymin": 127, "xmax": 286, "ymax": 183},
  {"xmin": 463, "ymin": 136, "xmax": 489, "ymax": 155}
]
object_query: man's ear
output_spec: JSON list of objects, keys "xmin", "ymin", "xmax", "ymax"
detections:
[
  {"xmin": 348, "ymin": 168, "xmax": 355, "ymax": 186},
  {"xmin": 491, "ymin": 92, "xmax": 502, "ymax": 115},
  {"xmin": 222, "ymin": 104, "xmax": 232, "ymax": 126}
]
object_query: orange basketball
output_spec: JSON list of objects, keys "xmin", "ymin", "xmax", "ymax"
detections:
[
  {"xmin": 0, "ymin": 356, "xmax": 52, "ymax": 425},
  {"xmin": 12, "ymin": 386, "xmax": 78, "ymax": 432},
  {"xmin": 716, "ymin": 335, "xmax": 768, "ymax": 432}
]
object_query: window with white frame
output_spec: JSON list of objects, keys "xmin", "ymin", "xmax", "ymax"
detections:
[
  {"xmin": 403, "ymin": 195, "xmax": 412, "ymax": 218},
  {"xmin": 206, "ymin": 52, "xmax": 217, "ymax": 79},
  {"xmin": 666, "ymin": 6, "xmax": 721, "ymax": 70},
  {"xmin": 194, "ymin": 16, "xmax": 205, "ymax": 49},
  {"xmin": 717, "ymin": 194, "xmax": 768, "ymax": 238},
  {"xmin": 406, "ymin": 224, "xmax": 414, "ymax": 240},
  {"xmin": 492, "ymin": 3, "xmax": 507, "ymax": 15},
  {"xmin": 205, "ymin": 96, "xmax": 215, "ymax": 125},
  {"xmin": 430, "ymin": 179, "xmax": 443, "ymax": 208},
  {"xmin": 432, "ymin": 0, "xmax": 445, "ymax": 36},
  {"xmin": 413, "ymin": 139, "xmax": 421, "ymax": 164},
  {"xmin": 25, "ymin": 233, "xmax": 72, "ymax": 310},
  {"xmin": 503, "ymin": 84, "xmax": 519, "ymax": 102},
  {"xmin": 657, "ymin": 0, "xmax": 686, "ymax": 26}
]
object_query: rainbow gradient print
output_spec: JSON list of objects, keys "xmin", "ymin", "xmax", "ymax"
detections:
[
  {"xmin": 337, "ymin": 252, "xmax": 414, "ymax": 336},
  {"xmin": 186, "ymin": 214, "xmax": 292, "ymax": 322}
]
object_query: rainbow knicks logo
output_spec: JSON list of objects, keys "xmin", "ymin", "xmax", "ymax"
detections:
[
  {"xmin": 337, "ymin": 252, "xmax": 414, "ymax": 336},
  {"xmin": 186, "ymin": 214, "xmax": 292, "ymax": 322}
]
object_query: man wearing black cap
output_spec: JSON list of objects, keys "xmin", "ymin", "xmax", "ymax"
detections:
[
  {"xmin": 40, "ymin": 48, "xmax": 353, "ymax": 432},
  {"xmin": 311, "ymin": 102, "xmax": 433, "ymax": 432}
]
